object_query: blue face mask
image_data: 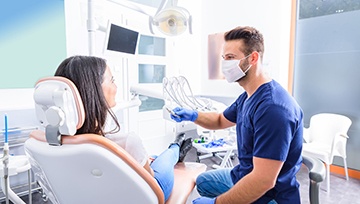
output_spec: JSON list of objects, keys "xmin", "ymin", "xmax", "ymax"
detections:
[{"xmin": 221, "ymin": 54, "xmax": 252, "ymax": 83}]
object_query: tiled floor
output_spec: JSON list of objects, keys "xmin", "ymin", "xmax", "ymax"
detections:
[{"xmin": 4, "ymin": 146, "xmax": 360, "ymax": 204}]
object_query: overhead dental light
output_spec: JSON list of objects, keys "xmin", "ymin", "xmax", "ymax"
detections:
[
  {"xmin": 105, "ymin": 0, "xmax": 192, "ymax": 36},
  {"xmin": 87, "ymin": 0, "xmax": 192, "ymax": 55},
  {"xmin": 149, "ymin": 0, "xmax": 192, "ymax": 36}
]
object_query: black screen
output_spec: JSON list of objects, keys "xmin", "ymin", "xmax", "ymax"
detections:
[{"xmin": 107, "ymin": 24, "xmax": 139, "ymax": 54}]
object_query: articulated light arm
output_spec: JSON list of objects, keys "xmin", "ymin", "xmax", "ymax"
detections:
[
  {"xmin": 87, "ymin": 0, "xmax": 97, "ymax": 56},
  {"xmin": 87, "ymin": 0, "xmax": 192, "ymax": 55}
]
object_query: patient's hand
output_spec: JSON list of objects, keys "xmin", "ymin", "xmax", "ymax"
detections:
[{"xmin": 143, "ymin": 160, "xmax": 155, "ymax": 177}]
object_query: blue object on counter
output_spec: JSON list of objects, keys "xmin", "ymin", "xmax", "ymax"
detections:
[
  {"xmin": 202, "ymin": 138, "xmax": 226, "ymax": 148},
  {"xmin": 4, "ymin": 114, "xmax": 8, "ymax": 143}
]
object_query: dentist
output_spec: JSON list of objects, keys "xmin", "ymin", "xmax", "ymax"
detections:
[{"xmin": 171, "ymin": 26, "xmax": 303, "ymax": 204}]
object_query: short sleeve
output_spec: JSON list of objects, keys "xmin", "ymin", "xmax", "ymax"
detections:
[
  {"xmin": 253, "ymin": 105, "xmax": 294, "ymax": 161},
  {"xmin": 223, "ymin": 102, "xmax": 237, "ymax": 123}
]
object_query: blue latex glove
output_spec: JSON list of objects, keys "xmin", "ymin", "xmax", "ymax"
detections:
[
  {"xmin": 171, "ymin": 107, "xmax": 198, "ymax": 122},
  {"xmin": 192, "ymin": 197, "xmax": 216, "ymax": 204}
]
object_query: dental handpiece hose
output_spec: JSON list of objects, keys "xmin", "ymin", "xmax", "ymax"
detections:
[
  {"xmin": 3, "ymin": 114, "xmax": 9, "ymax": 204},
  {"xmin": 3, "ymin": 143, "xmax": 9, "ymax": 204}
]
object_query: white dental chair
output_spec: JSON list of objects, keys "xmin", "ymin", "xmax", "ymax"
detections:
[{"xmin": 24, "ymin": 77, "xmax": 206, "ymax": 204}]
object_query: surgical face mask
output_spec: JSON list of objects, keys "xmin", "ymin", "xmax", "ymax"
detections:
[{"xmin": 221, "ymin": 55, "xmax": 252, "ymax": 83}]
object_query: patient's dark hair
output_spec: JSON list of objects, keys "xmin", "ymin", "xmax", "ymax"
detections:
[
  {"xmin": 54, "ymin": 55, "xmax": 120, "ymax": 136},
  {"xmin": 224, "ymin": 26, "xmax": 264, "ymax": 61}
]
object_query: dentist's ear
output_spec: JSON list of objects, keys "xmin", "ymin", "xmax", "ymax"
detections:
[{"xmin": 249, "ymin": 51, "xmax": 260, "ymax": 65}]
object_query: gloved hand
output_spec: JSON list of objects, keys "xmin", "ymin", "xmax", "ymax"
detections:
[
  {"xmin": 192, "ymin": 197, "xmax": 216, "ymax": 204},
  {"xmin": 171, "ymin": 107, "xmax": 198, "ymax": 122}
]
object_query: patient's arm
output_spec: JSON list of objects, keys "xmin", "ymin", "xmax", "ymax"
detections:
[{"xmin": 144, "ymin": 160, "xmax": 155, "ymax": 177}]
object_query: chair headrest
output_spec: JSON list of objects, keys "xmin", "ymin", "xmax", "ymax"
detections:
[{"xmin": 33, "ymin": 77, "xmax": 85, "ymax": 145}]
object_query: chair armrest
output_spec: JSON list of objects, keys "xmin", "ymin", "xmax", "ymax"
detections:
[
  {"xmin": 331, "ymin": 133, "xmax": 349, "ymax": 158},
  {"xmin": 302, "ymin": 154, "xmax": 326, "ymax": 204},
  {"xmin": 339, "ymin": 133, "xmax": 349, "ymax": 138},
  {"xmin": 302, "ymin": 154, "xmax": 326, "ymax": 183}
]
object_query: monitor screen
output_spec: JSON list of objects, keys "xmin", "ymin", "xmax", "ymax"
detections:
[{"xmin": 105, "ymin": 23, "xmax": 139, "ymax": 55}]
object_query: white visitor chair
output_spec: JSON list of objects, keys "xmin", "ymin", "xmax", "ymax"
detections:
[
  {"xmin": 24, "ymin": 76, "xmax": 206, "ymax": 204},
  {"xmin": 302, "ymin": 113, "xmax": 352, "ymax": 193}
]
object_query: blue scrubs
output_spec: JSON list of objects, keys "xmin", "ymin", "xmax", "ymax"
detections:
[{"xmin": 224, "ymin": 80, "xmax": 303, "ymax": 203}]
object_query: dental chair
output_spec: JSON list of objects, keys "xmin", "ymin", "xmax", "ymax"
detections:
[{"xmin": 24, "ymin": 77, "xmax": 206, "ymax": 204}]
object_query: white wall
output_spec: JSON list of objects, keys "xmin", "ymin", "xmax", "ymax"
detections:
[{"xmin": 174, "ymin": 0, "xmax": 293, "ymax": 98}]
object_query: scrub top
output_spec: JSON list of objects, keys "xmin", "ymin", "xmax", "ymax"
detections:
[{"xmin": 223, "ymin": 80, "xmax": 303, "ymax": 203}]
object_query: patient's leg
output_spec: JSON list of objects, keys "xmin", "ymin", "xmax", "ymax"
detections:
[{"xmin": 151, "ymin": 144, "xmax": 179, "ymax": 201}]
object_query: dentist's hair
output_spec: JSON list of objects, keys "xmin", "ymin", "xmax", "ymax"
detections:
[
  {"xmin": 54, "ymin": 55, "xmax": 120, "ymax": 136},
  {"xmin": 224, "ymin": 26, "xmax": 264, "ymax": 61}
]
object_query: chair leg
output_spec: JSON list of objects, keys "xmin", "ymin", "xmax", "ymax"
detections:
[
  {"xmin": 326, "ymin": 163, "xmax": 330, "ymax": 193},
  {"xmin": 343, "ymin": 158, "xmax": 349, "ymax": 180}
]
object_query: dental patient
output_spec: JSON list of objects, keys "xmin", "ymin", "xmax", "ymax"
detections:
[{"xmin": 54, "ymin": 55, "xmax": 193, "ymax": 202}]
